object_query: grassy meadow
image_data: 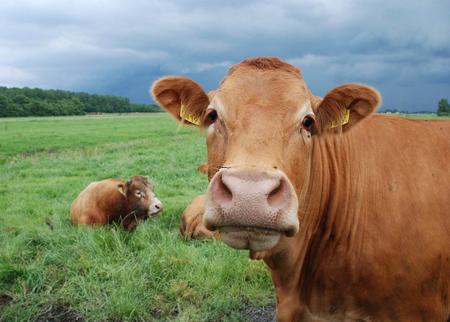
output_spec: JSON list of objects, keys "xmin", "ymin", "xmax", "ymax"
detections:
[{"xmin": 0, "ymin": 114, "xmax": 274, "ymax": 321}]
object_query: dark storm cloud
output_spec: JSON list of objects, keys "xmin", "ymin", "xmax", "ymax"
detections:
[{"xmin": 0, "ymin": 0, "xmax": 449, "ymax": 111}]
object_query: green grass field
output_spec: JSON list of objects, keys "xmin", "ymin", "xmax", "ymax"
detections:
[
  {"xmin": 0, "ymin": 114, "xmax": 273, "ymax": 321},
  {"xmin": 395, "ymin": 112, "xmax": 443, "ymax": 119}
]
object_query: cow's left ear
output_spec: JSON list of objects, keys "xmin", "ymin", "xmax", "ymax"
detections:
[
  {"xmin": 313, "ymin": 84, "xmax": 381, "ymax": 134},
  {"xmin": 151, "ymin": 76, "xmax": 210, "ymax": 126},
  {"xmin": 117, "ymin": 183, "xmax": 126, "ymax": 196}
]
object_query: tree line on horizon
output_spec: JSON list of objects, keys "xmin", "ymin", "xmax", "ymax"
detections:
[
  {"xmin": 358, "ymin": 97, "xmax": 450, "ymax": 116},
  {"xmin": 0, "ymin": 86, "xmax": 448, "ymax": 118},
  {"xmin": 0, "ymin": 86, "xmax": 161, "ymax": 117}
]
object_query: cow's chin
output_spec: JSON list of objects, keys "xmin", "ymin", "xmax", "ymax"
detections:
[
  {"xmin": 147, "ymin": 208, "xmax": 161, "ymax": 217},
  {"xmin": 219, "ymin": 227, "xmax": 281, "ymax": 251}
]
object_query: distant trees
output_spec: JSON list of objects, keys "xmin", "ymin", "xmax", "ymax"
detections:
[
  {"xmin": 0, "ymin": 87, "xmax": 161, "ymax": 117},
  {"xmin": 437, "ymin": 98, "xmax": 450, "ymax": 116}
]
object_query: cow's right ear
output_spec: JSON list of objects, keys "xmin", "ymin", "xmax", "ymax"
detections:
[
  {"xmin": 151, "ymin": 76, "xmax": 210, "ymax": 126},
  {"xmin": 117, "ymin": 183, "xmax": 126, "ymax": 197}
]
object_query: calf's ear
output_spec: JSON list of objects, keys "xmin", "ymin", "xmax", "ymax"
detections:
[
  {"xmin": 151, "ymin": 76, "xmax": 210, "ymax": 126},
  {"xmin": 313, "ymin": 83, "xmax": 381, "ymax": 134},
  {"xmin": 117, "ymin": 183, "xmax": 126, "ymax": 196}
]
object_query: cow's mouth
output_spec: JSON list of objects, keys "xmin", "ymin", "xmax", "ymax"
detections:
[
  {"xmin": 219, "ymin": 226, "xmax": 281, "ymax": 251},
  {"xmin": 148, "ymin": 199, "xmax": 163, "ymax": 217},
  {"xmin": 147, "ymin": 209, "xmax": 162, "ymax": 217}
]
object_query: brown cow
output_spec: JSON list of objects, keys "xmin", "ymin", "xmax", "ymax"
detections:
[
  {"xmin": 152, "ymin": 57, "xmax": 450, "ymax": 321},
  {"xmin": 71, "ymin": 176, "xmax": 163, "ymax": 231}
]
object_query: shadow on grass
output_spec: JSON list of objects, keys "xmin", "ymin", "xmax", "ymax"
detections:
[
  {"xmin": 34, "ymin": 303, "xmax": 84, "ymax": 322},
  {"xmin": 241, "ymin": 302, "xmax": 276, "ymax": 322},
  {"xmin": 0, "ymin": 293, "xmax": 13, "ymax": 307}
]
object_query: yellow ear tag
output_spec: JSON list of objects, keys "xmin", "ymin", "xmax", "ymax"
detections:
[
  {"xmin": 180, "ymin": 104, "xmax": 201, "ymax": 125},
  {"xmin": 117, "ymin": 184, "xmax": 126, "ymax": 196},
  {"xmin": 330, "ymin": 109, "xmax": 350, "ymax": 128}
]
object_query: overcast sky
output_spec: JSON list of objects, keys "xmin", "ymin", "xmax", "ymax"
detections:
[{"xmin": 1, "ymin": 0, "xmax": 449, "ymax": 111}]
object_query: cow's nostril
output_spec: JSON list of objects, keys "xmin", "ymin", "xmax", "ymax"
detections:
[
  {"xmin": 155, "ymin": 204, "xmax": 161, "ymax": 209},
  {"xmin": 211, "ymin": 173, "xmax": 233, "ymax": 203},
  {"xmin": 267, "ymin": 178, "xmax": 287, "ymax": 208}
]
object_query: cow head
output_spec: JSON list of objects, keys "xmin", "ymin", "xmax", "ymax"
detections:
[
  {"xmin": 152, "ymin": 57, "xmax": 380, "ymax": 251},
  {"xmin": 118, "ymin": 176, "xmax": 163, "ymax": 219}
]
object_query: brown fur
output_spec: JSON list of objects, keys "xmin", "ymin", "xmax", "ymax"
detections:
[
  {"xmin": 152, "ymin": 57, "xmax": 450, "ymax": 321},
  {"xmin": 227, "ymin": 56, "xmax": 302, "ymax": 78},
  {"xmin": 315, "ymin": 83, "xmax": 381, "ymax": 134},
  {"xmin": 71, "ymin": 176, "xmax": 161, "ymax": 231},
  {"xmin": 150, "ymin": 76, "xmax": 209, "ymax": 125},
  {"xmin": 197, "ymin": 163, "xmax": 208, "ymax": 175},
  {"xmin": 179, "ymin": 164, "xmax": 217, "ymax": 240},
  {"xmin": 179, "ymin": 194, "xmax": 219, "ymax": 240}
]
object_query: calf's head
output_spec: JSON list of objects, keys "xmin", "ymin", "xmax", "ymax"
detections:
[
  {"xmin": 152, "ymin": 57, "xmax": 380, "ymax": 251},
  {"xmin": 118, "ymin": 176, "xmax": 163, "ymax": 218}
]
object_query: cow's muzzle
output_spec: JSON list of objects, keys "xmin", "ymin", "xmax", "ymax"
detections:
[
  {"xmin": 203, "ymin": 168, "xmax": 299, "ymax": 251},
  {"xmin": 148, "ymin": 197, "xmax": 163, "ymax": 216}
]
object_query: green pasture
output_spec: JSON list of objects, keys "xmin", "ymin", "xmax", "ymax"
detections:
[{"xmin": 0, "ymin": 114, "xmax": 273, "ymax": 321}]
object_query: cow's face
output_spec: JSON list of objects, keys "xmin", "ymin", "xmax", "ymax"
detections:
[
  {"xmin": 119, "ymin": 176, "xmax": 163, "ymax": 218},
  {"xmin": 152, "ymin": 57, "xmax": 380, "ymax": 251}
]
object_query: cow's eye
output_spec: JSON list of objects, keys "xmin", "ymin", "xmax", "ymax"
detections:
[
  {"xmin": 135, "ymin": 190, "xmax": 142, "ymax": 198},
  {"xmin": 205, "ymin": 109, "xmax": 218, "ymax": 125},
  {"xmin": 302, "ymin": 115, "xmax": 315, "ymax": 132}
]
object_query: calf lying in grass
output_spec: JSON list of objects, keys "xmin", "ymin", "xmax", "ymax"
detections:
[{"xmin": 71, "ymin": 176, "xmax": 163, "ymax": 231}]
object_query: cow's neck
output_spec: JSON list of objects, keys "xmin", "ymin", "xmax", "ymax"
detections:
[
  {"xmin": 265, "ymin": 132, "xmax": 364, "ymax": 312},
  {"xmin": 108, "ymin": 195, "xmax": 129, "ymax": 223}
]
